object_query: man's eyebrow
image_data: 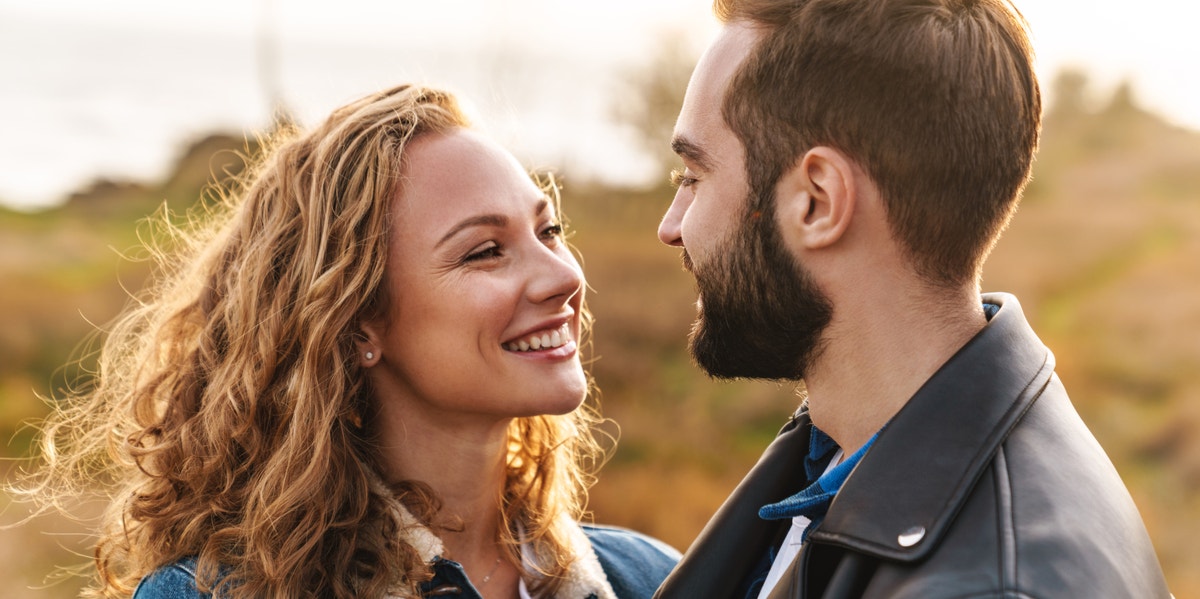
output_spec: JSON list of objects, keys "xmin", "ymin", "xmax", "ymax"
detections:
[
  {"xmin": 436, "ymin": 214, "xmax": 508, "ymax": 248},
  {"xmin": 672, "ymin": 136, "xmax": 713, "ymax": 171}
]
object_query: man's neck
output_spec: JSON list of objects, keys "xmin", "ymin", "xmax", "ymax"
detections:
[{"xmin": 804, "ymin": 286, "xmax": 987, "ymax": 455}]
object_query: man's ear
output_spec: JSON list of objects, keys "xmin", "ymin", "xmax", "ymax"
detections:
[
  {"xmin": 774, "ymin": 146, "xmax": 857, "ymax": 250},
  {"xmin": 356, "ymin": 319, "xmax": 385, "ymax": 367}
]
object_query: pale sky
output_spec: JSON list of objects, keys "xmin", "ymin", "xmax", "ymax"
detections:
[{"xmin": 1, "ymin": 0, "xmax": 1198, "ymax": 209}]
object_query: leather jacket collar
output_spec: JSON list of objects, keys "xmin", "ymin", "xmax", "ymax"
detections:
[{"xmin": 811, "ymin": 292, "xmax": 1053, "ymax": 562}]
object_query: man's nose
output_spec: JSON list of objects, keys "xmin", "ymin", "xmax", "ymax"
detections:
[{"xmin": 658, "ymin": 188, "xmax": 690, "ymax": 247}]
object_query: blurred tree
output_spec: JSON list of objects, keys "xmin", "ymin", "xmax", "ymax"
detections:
[
  {"xmin": 1104, "ymin": 80, "xmax": 1140, "ymax": 116},
  {"xmin": 1048, "ymin": 68, "xmax": 1090, "ymax": 122},
  {"xmin": 257, "ymin": 0, "xmax": 296, "ymax": 129},
  {"xmin": 613, "ymin": 31, "xmax": 699, "ymax": 182}
]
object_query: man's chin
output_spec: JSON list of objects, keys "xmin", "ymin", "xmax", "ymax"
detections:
[{"xmin": 688, "ymin": 321, "xmax": 807, "ymax": 381}]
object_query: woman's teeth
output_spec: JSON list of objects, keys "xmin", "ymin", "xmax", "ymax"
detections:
[{"xmin": 505, "ymin": 325, "xmax": 569, "ymax": 352}]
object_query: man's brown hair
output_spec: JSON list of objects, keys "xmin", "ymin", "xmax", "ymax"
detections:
[{"xmin": 715, "ymin": 0, "xmax": 1041, "ymax": 286}]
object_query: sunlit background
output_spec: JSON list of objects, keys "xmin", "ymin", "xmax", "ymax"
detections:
[
  {"xmin": 2, "ymin": 1, "xmax": 1199, "ymax": 597},
  {"xmin": 2, "ymin": 0, "xmax": 1200, "ymax": 209}
]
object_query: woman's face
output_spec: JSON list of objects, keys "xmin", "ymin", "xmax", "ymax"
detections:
[{"xmin": 362, "ymin": 129, "xmax": 587, "ymax": 426}]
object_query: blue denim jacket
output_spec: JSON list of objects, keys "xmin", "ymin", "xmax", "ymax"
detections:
[{"xmin": 133, "ymin": 524, "xmax": 678, "ymax": 599}]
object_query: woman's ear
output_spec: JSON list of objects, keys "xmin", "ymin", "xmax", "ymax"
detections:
[
  {"xmin": 356, "ymin": 320, "xmax": 384, "ymax": 367},
  {"xmin": 774, "ymin": 146, "xmax": 857, "ymax": 250}
]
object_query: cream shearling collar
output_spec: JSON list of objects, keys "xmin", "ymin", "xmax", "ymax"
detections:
[{"xmin": 386, "ymin": 500, "xmax": 616, "ymax": 599}]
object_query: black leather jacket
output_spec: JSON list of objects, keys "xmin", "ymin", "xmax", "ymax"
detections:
[{"xmin": 655, "ymin": 293, "xmax": 1170, "ymax": 598}]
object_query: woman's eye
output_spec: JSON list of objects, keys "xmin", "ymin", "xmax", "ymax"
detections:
[
  {"xmin": 464, "ymin": 244, "xmax": 501, "ymax": 262},
  {"xmin": 541, "ymin": 223, "xmax": 564, "ymax": 240}
]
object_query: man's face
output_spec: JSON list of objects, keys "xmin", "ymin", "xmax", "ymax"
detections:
[
  {"xmin": 660, "ymin": 21, "xmax": 833, "ymax": 381},
  {"xmin": 688, "ymin": 196, "xmax": 833, "ymax": 381}
]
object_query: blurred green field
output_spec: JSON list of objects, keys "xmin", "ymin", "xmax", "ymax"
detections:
[{"xmin": 2, "ymin": 81, "xmax": 1198, "ymax": 597}]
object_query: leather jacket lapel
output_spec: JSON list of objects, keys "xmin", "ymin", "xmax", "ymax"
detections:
[
  {"xmin": 654, "ymin": 414, "xmax": 812, "ymax": 599},
  {"xmin": 763, "ymin": 548, "xmax": 877, "ymax": 599}
]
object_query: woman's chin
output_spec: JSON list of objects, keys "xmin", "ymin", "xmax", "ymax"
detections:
[{"xmin": 517, "ymin": 385, "xmax": 589, "ymax": 418}]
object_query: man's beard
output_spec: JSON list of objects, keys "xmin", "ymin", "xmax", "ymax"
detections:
[{"xmin": 687, "ymin": 193, "xmax": 833, "ymax": 381}]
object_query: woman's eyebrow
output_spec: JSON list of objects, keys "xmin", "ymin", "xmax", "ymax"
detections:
[
  {"xmin": 435, "ymin": 214, "xmax": 508, "ymax": 248},
  {"xmin": 435, "ymin": 198, "xmax": 551, "ymax": 248}
]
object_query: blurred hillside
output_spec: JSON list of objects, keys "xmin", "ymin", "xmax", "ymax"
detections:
[{"xmin": 2, "ymin": 71, "xmax": 1199, "ymax": 597}]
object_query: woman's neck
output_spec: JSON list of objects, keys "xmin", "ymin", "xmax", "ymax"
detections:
[{"xmin": 374, "ymin": 406, "xmax": 514, "ymax": 580}]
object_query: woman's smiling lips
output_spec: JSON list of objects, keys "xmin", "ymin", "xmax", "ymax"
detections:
[{"xmin": 503, "ymin": 321, "xmax": 575, "ymax": 357}]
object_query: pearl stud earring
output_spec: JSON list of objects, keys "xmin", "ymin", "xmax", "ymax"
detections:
[{"xmin": 365, "ymin": 351, "xmax": 374, "ymax": 360}]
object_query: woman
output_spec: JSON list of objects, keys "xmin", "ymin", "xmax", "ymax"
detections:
[{"xmin": 24, "ymin": 84, "xmax": 678, "ymax": 598}]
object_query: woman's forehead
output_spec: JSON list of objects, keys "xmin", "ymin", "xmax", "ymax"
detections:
[{"xmin": 393, "ymin": 130, "xmax": 547, "ymax": 238}]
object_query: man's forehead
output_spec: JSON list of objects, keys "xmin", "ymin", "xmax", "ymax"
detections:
[
  {"xmin": 682, "ymin": 24, "xmax": 757, "ymax": 113},
  {"xmin": 674, "ymin": 21, "xmax": 760, "ymax": 165}
]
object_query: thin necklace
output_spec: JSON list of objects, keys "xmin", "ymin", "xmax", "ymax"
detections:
[{"xmin": 479, "ymin": 556, "xmax": 503, "ymax": 587}]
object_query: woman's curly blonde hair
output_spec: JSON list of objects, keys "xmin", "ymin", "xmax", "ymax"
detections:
[{"xmin": 18, "ymin": 84, "xmax": 603, "ymax": 598}]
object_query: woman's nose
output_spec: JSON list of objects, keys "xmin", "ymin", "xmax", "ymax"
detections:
[{"xmin": 528, "ymin": 245, "xmax": 584, "ymax": 306}]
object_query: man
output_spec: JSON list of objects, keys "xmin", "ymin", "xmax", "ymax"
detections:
[{"xmin": 652, "ymin": 0, "xmax": 1171, "ymax": 597}]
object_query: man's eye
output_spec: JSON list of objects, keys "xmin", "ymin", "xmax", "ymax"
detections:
[{"xmin": 670, "ymin": 168, "xmax": 698, "ymax": 189}]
